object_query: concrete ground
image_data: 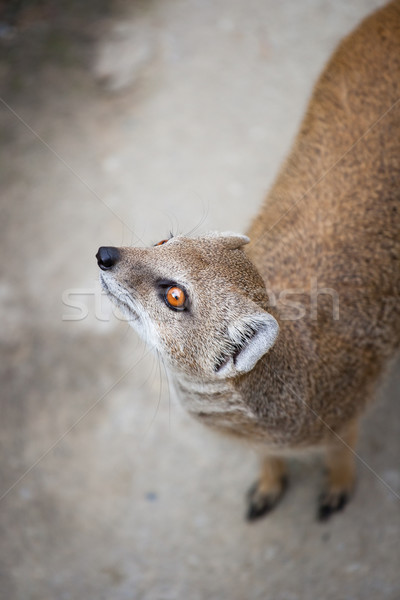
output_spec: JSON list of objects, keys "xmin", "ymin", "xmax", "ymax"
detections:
[{"xmin": 0, "ymin": 0, "xmax": 399, "ymax": 598}]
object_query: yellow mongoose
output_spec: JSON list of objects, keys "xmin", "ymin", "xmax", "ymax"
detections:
[{"xmin": 96, "ymin": 1, "xmax": 400, "ymax": 520}]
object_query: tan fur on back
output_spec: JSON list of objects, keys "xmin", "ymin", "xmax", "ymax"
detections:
[{"xmin": 244, "ymin": 0, "xmax": 400, "ymax": 446}]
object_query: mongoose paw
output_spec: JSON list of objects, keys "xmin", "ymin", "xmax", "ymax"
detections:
[
  {"xmin": 317, "ymin": 490, "xmax": 350, "ymax": 521},
  {"xmin": 246, "ymin": 476, "xmax": 288, "ymax": 521}
]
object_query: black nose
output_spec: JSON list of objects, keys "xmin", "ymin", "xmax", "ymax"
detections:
[{"xmin": 96, "ymin": 246, "xmax": 120, "ymax": 270}]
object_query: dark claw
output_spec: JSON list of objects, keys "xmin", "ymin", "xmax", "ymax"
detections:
[
  {"xmin": 247, "ymin": 497, "xmax": 277, "ymax": 521},
  {"xmin": 317, "ymin": 491, "xmax": 349, "ymax": 522},
  {"xmin": 246, "ymin": 476, "xmax": 288, "ymax": 522}
]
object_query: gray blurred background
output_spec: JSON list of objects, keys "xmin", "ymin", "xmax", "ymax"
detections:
[{"xmin": 1, "ymin": 1, "xmax": 399, "ymax": 598}]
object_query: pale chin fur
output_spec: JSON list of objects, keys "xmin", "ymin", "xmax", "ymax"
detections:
[{"xmin": 99, "ymin": 273, "xmax": 159, "ymax": 347}]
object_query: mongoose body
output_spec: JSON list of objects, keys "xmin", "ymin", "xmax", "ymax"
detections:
[{"xmin": 97, "ymin": 1, "xmax": 400, "ymax": 520}]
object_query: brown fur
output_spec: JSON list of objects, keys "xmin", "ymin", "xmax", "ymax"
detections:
[
  {"xmin": 244, "ymin": 0, "xmax": 400, "ymax": 518},
  {"xmin": 97, "ymin": 1, "xmax": 400, "ymax": 520}
]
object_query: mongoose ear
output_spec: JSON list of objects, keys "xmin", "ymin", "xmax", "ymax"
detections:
[
  {"xmin": 215, "ymin": 312, "xmax": 279, "ymax": 378},
  {"xmin": 204, "ymin": 231, "xmax": 250, "ymax": 249}
]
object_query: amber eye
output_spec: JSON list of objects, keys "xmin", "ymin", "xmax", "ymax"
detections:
[
  {"xmin": 165, "ymin": 286, "xmax": 186, "ymax": 310},
  {"xmin": 155, "ymin": 239, "xmax": 169, "ymax": 246}
]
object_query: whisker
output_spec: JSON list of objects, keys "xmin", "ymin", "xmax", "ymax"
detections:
[
  {"xmin": 159, "ymin": 352, "xmax": 173, "ymax": 434},
  {"xmin": 142, "ymin": 348, "xmax": 164, "ymax": 438},
  {"xmin": 184, "ymin": 197, "xmax": 210, "ymax": 237}
]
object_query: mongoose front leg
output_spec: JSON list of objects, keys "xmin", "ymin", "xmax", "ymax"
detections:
[
  {"xmin": 246, "ymin": 456, "xmax": 287, "ymax": 521},
  {"xmin": 318, "ymin": 419, "xmax": 359, "ymax": 521}
]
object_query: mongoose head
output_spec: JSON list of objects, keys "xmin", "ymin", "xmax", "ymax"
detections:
[{"xmin": 96, "ymin": 232, "xmax": 279, "ymax": 381}]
